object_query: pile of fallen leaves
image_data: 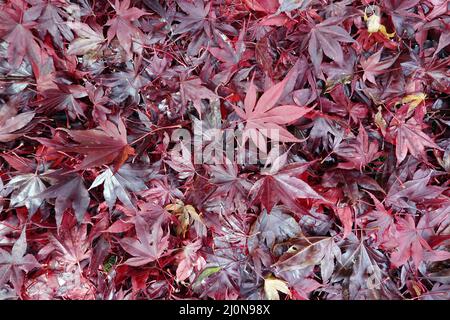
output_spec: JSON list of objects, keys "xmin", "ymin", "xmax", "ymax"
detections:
[{"xmin": 0, "ymin": 0, "xmax": 449, "ymax": 300}]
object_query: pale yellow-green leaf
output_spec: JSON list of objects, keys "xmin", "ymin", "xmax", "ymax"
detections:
[
  {"xmin": 402, "ymin": 93, "xmax": 427, "ymax": 111},
  {"xmin": 264, "ymin": 276, "xmax": 291, "ymax": 300},
  {"xmin": 374, "ymin": 106, "xmax": 387, "ymax": 132},
  {"xmin": 364, "ymin": 9, "xmax": 395, "ymax": 39}
]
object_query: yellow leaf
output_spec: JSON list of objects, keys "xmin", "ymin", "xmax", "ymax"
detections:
[
  {"xmin": 264, "ymin": 276, "xmax": 291, "ymax": 300},
  {"xmin": 365, "ymin": 13, "xmax": 381, "ymax": 33},
  {"xmin": 378, "ymin": 25, "xmax": 395, "ymax": 39},
  {"xmin": 185, "ymin": 205, "xmax": 202, "ymax": 222},
  {"xmin": 364, "ymin": 8, "xmax": 395, "ymax": 39},
  {"xmin": 402, "ymin": 93, "xmax": 427, "ymax": 111},
  {"xmin": 374, "ymin": 106, "xmax": 387, "ymax": 133},
  {"xmin": 165, "ymin": 200, "xmax": 184, "ymax": 212},
  {"xmin": 165, "ymin": 200, "xmax": 204, "ymax": 237}
]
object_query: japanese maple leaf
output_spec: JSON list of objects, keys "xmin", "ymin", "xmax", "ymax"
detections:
[
  {"xmin": 172, "ymin": 0, "xmax": 219, "ymax": 56},
  {"xmin": 335, "ymin": 205, "xmax": 353, "ymax": 239},
  {"xmin": 166, "ymin": 143, "xmax": 196, "ymax": 181},
  {"xmin": 142, "ymin": 180, "xmax": 182, "ymax": 204},
  {"xmin": 333, "ymin": 235, "xmax": 398, "ymax": 299},
  {"xmin": 385, "ymin": 169, "xmax": 444, "ymax": 209},
  {"xmin": 322, "ymin": 169, "xmax": 384, "ymax": 204},
  {"xmin": 389, "ymin": 116, "xmax": 441, "ymax": 165},
  {"xmin": 4, "ymin": 173, "xmax": 47, "ymax": 216},
  {"xmin": 383, "ymin": 0, "xmax": 421, "ymax": 35},
  {"xmin": 250, "ymin": 207, "xmax": 301, "ymax": 249},
  {"xmin": 281, "ymin": 276, "xmax": 321, "ymax": 301},
  {"xmin": 322, "ymin": 50, "xmax": 358, "ymax": 84},
  {"xmin": 327, "ymin": 84, "xmax": 368, "ymax": 123},
  {"xmin": 275, "ymin": 236, "xmax": 341, "ymax": 285},
  {"xmin": 244, "ymin": 0, "xmax": 279, "ymax": 13},
  {"xmin": 175, "ymin": 239, "xmax": 204, "ymax": 281},
  {"xmin": 306, "ymin": 17, "xmax": 355, "ymax": 72},
  {"xmin": 30, "ymin": 0, "xmax": 74, "ymax": 48},
  {"xmin": 250, "ymin": 159, "xmax": 324, "ymax": 212},
  {"xmin": 234, "ymin": 77, "xmax": 314, "ymax": 149},
  {"xmin": 85, "ymin": 82, "xmax": 112, "ymax": 122},
  {"xmin": 63, "ymin": 118, "xmax": 135, "ymax": 172},
  {"xmin": 335, "ymin": 124, "xmax": 381, "ymax": 170},
  {"xmin": 425, "ymin": 0, "xmax": 448, "ymax": 20},
  {"xmin": 38, "ymin": 174, "xmax": 90, "ymax": 229},
  {"xmin": 205, "ymin": 157, "xmax": 253, "ymax": 211},
  {"xmin": 101, "ymin": 61, "xmax": 150, "ymax": 104},
  {"xmin": 32, "ymin": 216, "xmax": 95, "ymax": 300},
  {"xmin": 179, "ymin": 77, "xmax": 218, "ymax": 116},
  {"xmin": 356, "ymin": 27, "xmax": 398, "ymax": 52},
  {"xmin": 0, "ymin": 229, "xmax": 40, "ymax": 295},
  {"xmin": 0, "ymin": 111, "xmax": 35, "ymax": 142},
  {"xmin": 264, "ymin": 276, "xmax": 291, "ymax": 300},
  {"xmin": 390, "ymin": 215, "xmax": 450, "ymax": 268},
  {"xmin": 309, "ymin": 116, "xmax": 344, "ymax": 152},
  {"xmin": 173, "ymin": 0, "xmax": 210, "ymax": 35},
  {"xmin": 106, "ymin": 0, "xmax": 148, "ymax": 56},
  {"xmin": 45, "ymin": 219, "xmax": 92, "ymax": 270},
  {"xmin": 209, "ymin": 28, "xmax": 247, "ymax": 69},
  {"xmin": 166, "ymin": 200, "xmax": 207, "ymax": 238},
  {"xmin": 360, "ymin": 49, "xmax": 399, "ymax": 84},
  {"xmin": 434, "ymin": 31, "xmax": 450, "ymax": 58},
  {"xmin": 273, "ymin": 237, "xmax": 341, "ymax": 280},
  {"xmin": 192, "ymin": 263, "xmax": 240, "ymax": 300},
  {"xmin": 119, "ymin": 215, "xmax": 170, "ymax": 266},
  {"xmin": 67, "ymin": 22, "xmax": 105, "ymax": 56},
  {"xmin": 35, "ymin": 84, "xmax": 88, "ymax": 120},
  {"xmin": 89, "ymin": 164, "xmax": 150, "ymax": 211},
  {"xmin": 364, "ymin": 192, "xmax": 396, "ymax": 247},
  {"xmin": 209, "ymin": 27, "xmax": 250, "ymax": 84},
  {"xmin": 277, "ymin": 0, "xmax": 316, "ymax": 13},
  {"xmin": 0, "ymin": 1, "xmax": 42, "ymax": 69},
  {"xmin": 0, "ymin": 153, "xmax": 40, "ymax": 174},
  {"xmin": 319, "ymin": 237, "xmax": 342, "ymax": 283}
]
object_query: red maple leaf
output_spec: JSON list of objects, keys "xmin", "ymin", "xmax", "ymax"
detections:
[
  {"xmin": 250, "ymin": 156, "xmax": 324, "ymax": 212},
  {"xmin": 38, "ymin": 174, "xmax": 90, "ymax": 229},
  {"xmin": 106, "ymin": 0, "xmax": 147, "ymax": 56},
  {"xmin": 390, "ymin": 214, "xmax": 450, "ymax": 268},
  {"xmin": 306, "ymin": 17, "xmax": 355, "ymax": 72},
  {"xmin": 0, "ymin": 229, "xmax": 40, "ymax": 296},
  {"xmin": 62, "ymin": 117, "xmax": 135, "ymax": 172},
  {"xmin": 0, "ymin": 1, "xmax": 42, "ymax": 70},
  {"xmin": 389, "ymin": 114, "xmax": 442, "ymax": 164},
  {"xmin": 360, "ymin": 49, "xmax": 399, "ymax": 84},
  {"xmin": 119, "ymin": 215, "xmax": 170, "ymax": 266},
  {"xmin": 335, "ymin": 124, "xmax": 381, "ymax": 170},
  {"xmin": 234, "ymin": 75, "xmax": 314, "ymax": 149}
]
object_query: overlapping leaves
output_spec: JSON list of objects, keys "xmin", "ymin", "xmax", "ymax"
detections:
[{"xmin": 0, "ymin": 0, "xmax": 448, "ymax": 301}]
